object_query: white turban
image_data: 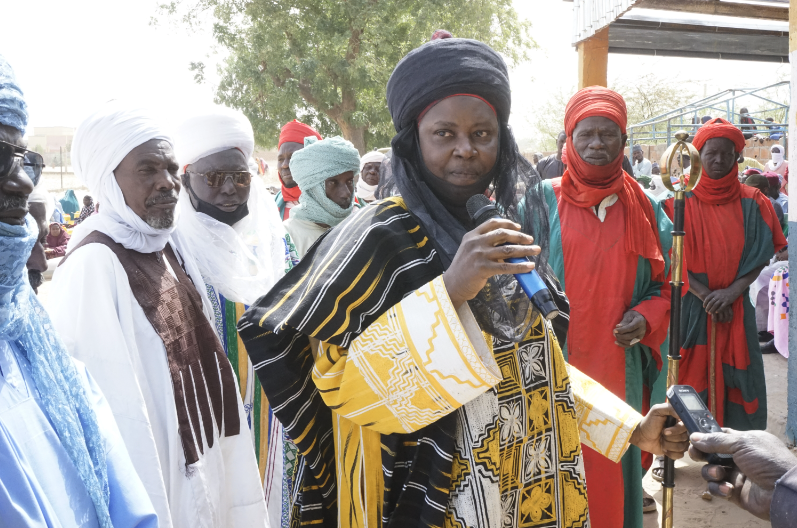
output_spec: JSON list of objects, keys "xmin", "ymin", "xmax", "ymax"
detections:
[
  {"xmin": 174, "ymin": 106, "xmax": 288, "ymax": 306},
  {"xmin": 357, "ymin": 150, "xmax": 385, "ymax": 201},
  {"xmin": 359, "ymin": 149, "xmax": 385, "ymax": 171},
  {"xmin": 69, "ymin": 101, "xmax": 176, "ymax": 254},
  {"xmin": 173, "ymin": 105, "xmax": 255, "ymax": 168},
  {"xmin": 67, "ymin": 101, "xmax": 215, "ymax": 322}
]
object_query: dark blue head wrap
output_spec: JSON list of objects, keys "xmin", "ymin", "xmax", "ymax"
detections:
[{"xmin": 0, "ymin": 55, "xmax": 28, "ymax": 134}]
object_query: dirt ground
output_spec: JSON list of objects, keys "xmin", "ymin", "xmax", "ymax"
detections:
[
  {"xmin": 642, "ymin": 352, "xmax": 792, "ymax": 528},
  {"xmin": 35, "ymin": 279, "xmax": 791, "ymax": 528}
]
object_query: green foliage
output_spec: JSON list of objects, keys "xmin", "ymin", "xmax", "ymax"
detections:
[{"xmin": 160, "ymin": 0, "xmax": 535, "ymax": 152}]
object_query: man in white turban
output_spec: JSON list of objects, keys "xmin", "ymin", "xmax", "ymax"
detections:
[
  {"xmin": 173, "ymin": 105, "xmax": 298, "ymax": 528},
  {"xmin": 356, "ymin": 149, "xmax": 385, "ymax": 203},
  {"xmin": 49, "ymin": 101, "xmax": 269, "ymax": 528}
]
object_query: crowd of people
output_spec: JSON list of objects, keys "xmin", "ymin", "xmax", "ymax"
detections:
[{"xmin": 0, "ymin": 32, "xmax": 795, "ymax": 528}]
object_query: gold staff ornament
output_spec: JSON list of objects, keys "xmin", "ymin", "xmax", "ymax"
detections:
[{"xmin": 658, "ymin": 130, "xmax": 702, "ymax": 528}]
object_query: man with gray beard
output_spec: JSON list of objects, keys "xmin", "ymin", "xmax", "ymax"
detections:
[{"xmin": 49, "ymin": 101, "xmax": 268, "ymax": 528}]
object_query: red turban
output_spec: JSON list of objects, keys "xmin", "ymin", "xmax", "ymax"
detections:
[
  {"xmin": 692, "ymin": 117, "xmax": 745, "ymax": 153},
  {"xmin": 278, "ymin": 120, "xmax": 322, "ymax": 149},
  {"xmin": 690, "ymin": 118, "xmax": 745, "ymax": 205},
  {"xmin": 560, "ymin": 86, "xmax": 665, "ymax": 280}
]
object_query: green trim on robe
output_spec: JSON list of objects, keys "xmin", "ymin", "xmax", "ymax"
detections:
[
  {"xmin": 539, "ymin": 180, "xmax": 672, "ymax": 528},
  {"xmin": 678, "ymin": 194, "xmax": 773, "ymax": 430}
]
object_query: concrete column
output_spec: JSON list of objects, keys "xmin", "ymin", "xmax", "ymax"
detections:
[
  {"xmin": 577, "ymin": 26, "xmax": 609, "ymax": 89},
  {"xmin": 787, "ymin": 0, "xmax": 797, "ymax": 444}
]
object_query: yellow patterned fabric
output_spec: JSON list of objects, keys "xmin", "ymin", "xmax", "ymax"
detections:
[{"xmin": 312, "ymin": 275, "xmax": 641, "ymax": 528}]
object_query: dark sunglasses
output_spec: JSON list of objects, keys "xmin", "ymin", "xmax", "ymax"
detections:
[
  {"xmin": 187, "ymin": 170, "xmax": 252, "ymax": 188},
  {"xmin": 0, "ymin": 139, "xmax": 44, "ymax": 185}
]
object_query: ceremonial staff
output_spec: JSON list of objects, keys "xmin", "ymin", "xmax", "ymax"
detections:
[{"xmin": 658, "ymin": 131, "xmax": 702, "ymax": 528}]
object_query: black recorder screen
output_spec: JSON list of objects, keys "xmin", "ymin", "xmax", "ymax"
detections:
[{"xmin": 681, "ymin": 393, "xmax": 705, "ymax": 411}]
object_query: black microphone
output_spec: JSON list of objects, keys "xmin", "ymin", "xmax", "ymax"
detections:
[{"xmin": 466, "ymin": 194, "xmax": 559, "ymax": 320}]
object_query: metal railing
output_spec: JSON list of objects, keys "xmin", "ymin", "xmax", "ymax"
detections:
[{"xmin": 627, "ymin": 81, "xmax": 789, "ymax": 147}]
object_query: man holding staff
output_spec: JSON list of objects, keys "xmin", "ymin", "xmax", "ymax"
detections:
[{"xmin": 662, "ymin": 118, "xmax": 786, "ymax": 431}]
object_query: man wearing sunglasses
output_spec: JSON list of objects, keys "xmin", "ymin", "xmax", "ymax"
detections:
[
  {"xmin": 49, "ymin": 101, "xmax": 268, "ymax": 528},
  {"xmin": 173, "ymin": 105, "xmax": 299, "ymax": 527},
  {"xmin": 0, "ymin": 54, "xmax": 159, "ymax": 528}
]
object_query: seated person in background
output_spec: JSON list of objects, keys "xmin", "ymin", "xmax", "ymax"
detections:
[
  {"xmin": 59, "ymin": 188, "xmax": 80, "ymax": 218},
  {"xmin": 45, "ymin": 222, "xmax": 70, "ymax": 259},
  {"xmin": 282, "ymin": 136, "xmax": 360, "ymax": 258},
  {"xmin": 72, "ymin": 194, "xmax": 95, "ymax": 225},
  {"xmin": 691, "ymin": 429, "xmax": 797, "ymax": 527},
  {"xmin": 739, "ymin": 107, "xmax": 755, "ymax": 139},
  {"xmin": 356, "ymin": 150, "xmax": 385, "ymax": 204}
]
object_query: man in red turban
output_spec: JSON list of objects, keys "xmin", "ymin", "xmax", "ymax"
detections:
[
  {"xmin": 542, "ymin": 86, "xmax": 676, "ymax": 528},
  {"xmin": 275, "ymin": 119, "xmax": 322, "ymax": 220},
  {"xmin": 662, "ymin": 118, "xmax": 785, "ymax": 437}
]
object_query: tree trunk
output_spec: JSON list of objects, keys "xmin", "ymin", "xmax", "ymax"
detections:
[{"xmin": 337, "ymin": 120, "xmax": 368, "ymax": 155}]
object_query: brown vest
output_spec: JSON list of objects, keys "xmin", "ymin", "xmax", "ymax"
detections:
[{"xmin": 62, "ymin": 231, "xmax": 239, "ymax": 465}]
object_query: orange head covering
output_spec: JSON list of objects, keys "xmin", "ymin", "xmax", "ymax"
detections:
[
  {"xmin": 691, "ymin": 117, "xmax": 745, "ymax": 205},
  {"xmin": 277, "ymin": 120, "xmax": 322, "ymax": 203},
  {"xmin": 560, "ymin": 86, "xmax": 665, "ymax": 279},
  {"xmin": 278, "ymin": 119, "xmax": 322, "ymax": 149}
]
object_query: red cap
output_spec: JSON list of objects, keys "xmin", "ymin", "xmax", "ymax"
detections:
[{"xmin": 278, "ymin": 120, "xmax": 322, "ymax": 149}]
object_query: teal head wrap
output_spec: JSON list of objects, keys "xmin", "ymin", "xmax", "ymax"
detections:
[{"xmin": 289, "ymin": 136, "xmax": 361, "ymax": 227}]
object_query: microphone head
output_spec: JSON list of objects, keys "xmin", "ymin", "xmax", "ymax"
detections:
[{"xmin": 466, "ymin": 194, "xmax": 498, "ymax": 226}]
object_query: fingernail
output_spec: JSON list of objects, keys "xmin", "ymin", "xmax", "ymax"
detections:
[
  {"xmin": 630, "ymin": 338, "xmax": 641, "ymax": 345},
  {"xmin": 665, "ymin": 430, "xmax": 672, "ymax": 435},
  {"xmin": 691, "ymin": 433, "xmax": 703, "ymax": 442},
  {"xmin": 718, "ymin": 483, "xmax": 731, "ymax": 497}
]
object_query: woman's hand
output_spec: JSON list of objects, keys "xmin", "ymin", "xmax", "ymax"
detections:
[{"xmin": 444, "ymin": 218, "xmax": 540, "ymax": 309}]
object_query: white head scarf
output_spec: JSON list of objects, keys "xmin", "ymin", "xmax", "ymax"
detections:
[
  {"xmin": 174, "ymin": 105, "xmax": 289, "ymax": 306},
  {"xmin": 68, "ymin": 101, "xmax": 214, "ymax": 321},
  {"xmin": 356, "ymin": 150, "xmax": 385, "ymax": 201},
  {"xmin": 770, "ymin": 145, "xmax": 785, "ymax": 169},
  {"xmin": 70, "ymin": 101, "xmax": 178, "ymax": 253}
]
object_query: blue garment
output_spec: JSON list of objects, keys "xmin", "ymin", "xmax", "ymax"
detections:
[
  {"xmin": 0, "ymin": 216, "xmax": 112, "ymax": 526},
  {"xmin": 0, "ymin": 341, "xmax": 158, "ymax": 528},
  {"xmin": 0, "ymin": 55, "xmax": 27, "ymax": 134}
]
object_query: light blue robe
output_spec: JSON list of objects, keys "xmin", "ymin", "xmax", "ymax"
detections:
[{"xmin": 0, "ymin": 340, "xmax": 158, "ymax": 528}]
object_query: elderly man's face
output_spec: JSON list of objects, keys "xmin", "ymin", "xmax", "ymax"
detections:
[
  {"xmin": 324, "ymin": 171, "xmax": 355, "ymax": 209},
  {"xmin": 632, "ymin": 149, "xmax": 643, "ymax": 163},
  {"xmin": 700, "ymin": 138, "xmax": 737, "ymax": 180},
  {"xmin": 114, "ymin": 138, "xmax": 180, "ymax": 229},
  {"xmin": 0, "ymin": 124, "xmax": 34, "ymax": 226},
  {"xmin": 361, "ymin": 162, "xmax": 381, "ymax": 186},
  {"xmin": 188, "ymin": 148, "xmax": 251, "ymax": 212},
  {"xmin": 418, "ymin": 96, "xmax": 499, "ymax": 197},
  {"xmin": 277, "ymin": 142, "xmax": 304, "ymax": 188},
  {"xmin": 572, "ymin": 116, "xmax": 627, "ymax": 167}
]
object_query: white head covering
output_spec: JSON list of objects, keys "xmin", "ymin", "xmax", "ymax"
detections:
[
  {"xmin": 174, "ymin": 106, "xmax": 289, "ymax": 306},
  {"xmin": 356, "ymin": 150, "xmax": 385, "ymax": 201},
  {"xmin": 770, "ymin": 144, "xmax": 785, "ymax": 169},
  {"xmin": 173, "ymin": 104, "xmax": 255, "ymax": 167},
  {"xmin": 68, "ymin": 101, "xmax": 214, "ymax": 321},
  {"xmin": 69, "ymin": 101, "xmax": 177, "ymax": 253}
]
